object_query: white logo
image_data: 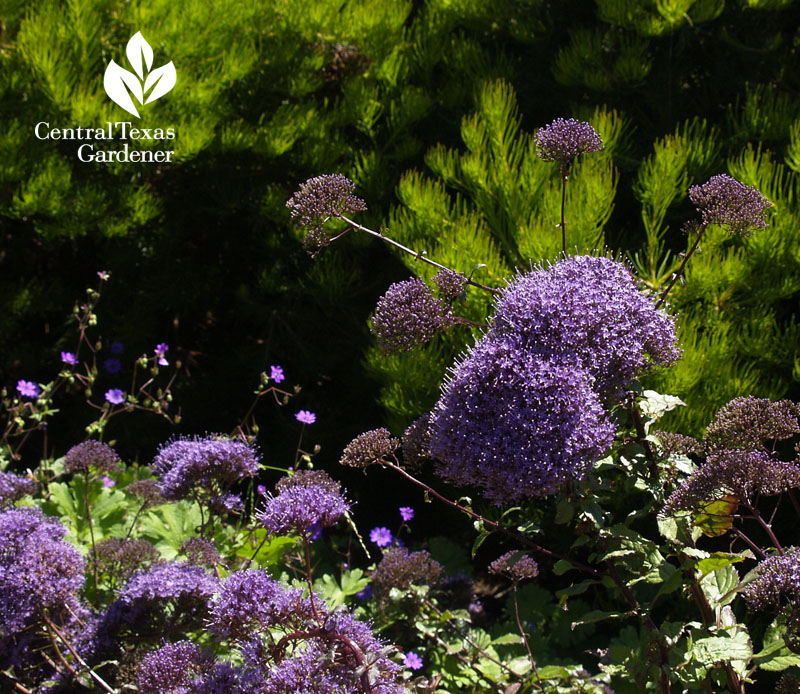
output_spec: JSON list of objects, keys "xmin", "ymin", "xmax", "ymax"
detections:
[{"xmin": 104, "ymin": 32, "xmax": 176, "ymax": 118}]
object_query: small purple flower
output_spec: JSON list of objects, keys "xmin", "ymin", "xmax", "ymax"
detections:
[
  {"xmin": 296, "ymin": 410, "xmax": 316, "ymax": 425},
  {"xmin": 154, "ymin": 343, "xmax": 169, "ymax": 366},
  {"xmin": 257, "ymin": 471, "xmax": 349, "ymax": 536},
  {"xmin": 370, "ymin": 526, "xmax": 393, "ymax": 547},
  {"xmin": 286, "ymin": 174, "xmax": 368, "ymax": 252},
  {"xmin": 371, "ymin": 278, "xmax": 454, "ymax": 353},
  {"xmin": 110, "ymin": 341, "xmax": 124, "ymax": 354},
  {"xmin": 340, "ymin": 428, "xmax": 399, "ymax": 468},
  {"xmin": 101, "ymin": 476, "xmax": 115, "ymax": 488},
  {"xmin": 103, "ymin": 357, "xmax": 122, "ymax": 374},
  {"xmin": 257, "ymin": 484, "xmax": 267, "ymax": 496},
  {"xmin": 64, "ymin": 441, "xmax": 121, "ymax": 475},
  {"xmin": 105, "ymin": 388, "xmax": 125, "ymax": 405},
  {"xmin": 0, "ymin": 471, "xmax": 36, "ymax": 508},
  {"xmin": 16, "ymin": 380, "xmax": 40, "ymax": 398},
  {"xmin": 534, "ymin": 117, "xmax": 604, "ymax": 174},
  {"xmin": 371, "ymin": 548, "xmax": 443, "ymax": 600},
  {"xmin": 403, "ymin": 652, "xmax": 424, "ymax": 670},
  {"xmin": 152, "ymin": 436, "xmax": 260, "ymax": 501},
  {"xmin": 60, "ymin": 351, "xmax": 79, "ymax": 365},
  {"xmin": 489, "ymin": 550, "xmax": 539, "ymax": 582},
  {"xmin": 399, "ymin": 506, "xmax": 414, "ymax": 522},
  {"xmin": 688, "ymin": 174, "xmax": 772, "ymax": 237},
  {"xmin": 97, "ymin": 270, "xmax": 110, "ymax": 280},
  {"xmin": 433, "ymin": 268, "xmax": 468, "ymax": 301},
  {"xmin": 270, "ymin": 365, "xmax": 285, "ymax": 383},
  {"xmin": 355, "ymin": 584, "xmax": 372, "ymax": 601}
]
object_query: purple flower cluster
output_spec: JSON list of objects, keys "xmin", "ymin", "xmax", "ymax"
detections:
[
  {"xmin": 432, "ymin": 268, "xmax": 468, "ymax": 301},
  {"xmin": 534, "ymin": 118, "xmax": 604, "ymax": 174},
  {"xmin": 743, "ymin": 548, "xmax": 800, "ymax": 612},
  {"xmin": 136, "ymin": 640, "xmax": 205, "ymax": 694},
  {"xmin": 371, "ymin": 548, "xmax": 443, "ymax": 600},
  {"xmin": 688, "ymin": 174, "xmax": 772, "ymax": 237},
  {"xmin": 426, "ymin": 255, "xmax": 678, "ymax": 502},
  {"xmin": 208, "ymin": 569, "xmax": 312, "ymax": 641},
  {"xmin": 205, "ymin": 569, "xmax": 406, "ymax": 693},
  {"xmin": 0, "ymin": 471, "xmax": 35, "ymax": 507},
  {"xmin": 119, "ymin": 561, "xmax": 218, "ymax": 607},
  {"xmin": 339, "ymin": 428, "xmax": 399, "ymax": 468},
  {"xmin": 180, "ymin": 537, "xmax": 221, "ymax": 567},
  {"xmin": 704, "ymin": 396, "xmax": 800, "ymax": 451},
  {"xmin": 429, "ymin": 338, "xmax": 615, "ymax": 503},
  {"xmin": 152, "ymin": 435, "xmax": 259, "ymax": 501},
  {"xmin": 126, "ymin": 478, "xmax": 164, "ymax": 508},
  {"xmin": 401, "ymin": 414, "xmax": 432, "ymax": 468},
  {"xmin": 490, "ymin": 255, "xmax": 681, "ymax": 399},
  {"xmin": 63, "ymin": 440, "xmax": 121, "ymax": 475},
  {"xmin": 489, "ymin": 551, "xmax": 539, "ymax": 582},
  {"xmin": 257, "ymin": 470, "xmax": 350, "ymax": 536},
  {"xmin": 662, "ymin": 449, "xmax": 800, "ymax": 516},
  {"xmin": 371, "ymin": 277, "xmax": 454, "ymax": 353},
  {"xmin": 92, "ymin": 538, "xmax": 159, "ymax": 580},
  {"xmin": 286, "ymin": 174, "xmax": 367, "ymax": 251},
  {"xmin": 743, "ymin": 548, "xmax": 800, "ymax": 638},
  {"xmin": 97, "ymin": 561, "xmax": 218, "ymax": 649},
  {"xmin": 0, "ymin": 507, "xmax": 85, "ymax": 637}
]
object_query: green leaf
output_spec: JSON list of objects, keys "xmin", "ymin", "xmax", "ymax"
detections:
[
  {"xmin": 535, "ymin": 665, "xmax": 571, "ymax": 681},
  {"xmin": 696, "ymin": 552, "xmax": 747, "ymax": 578},
  {"xmin": 139, "ymin": 501, "xmax": 202, "ymax": 559},
  {"xmin": 753, "ymin": 620, "xmax": 800, "ymax": 671},
  {"xmin": 555, "ymin": 499, "xmax": 575, "ymax": 524},
  {"xmin": 234, "ymin": 528, "xmax": 297, "ymax": 568},
  {"xmin": 516, "ymin": 521, "xmax": 542, "ymax": 537},
  {"xmin": 429, "ymin": 536, "xmax": 473, "ymax": 577},
  {"xmin": 692, "ymin": 633, "xmax": 752, "ymax": 666},
  {"xmin": 314, "ymin": 569, "xmax": 370, "ymax": 607},
  {"xmin": 556, "ymin": 579, "xmax": 596, "ymax": 598},
  {"xmin": 491, "ymin": 633, "xmax": 523, "ymax": 645},
  {"xmin": 553, "ymin": 559, "xmax": 573, "ymax": 576},
  {"xmin": 571, "ymin": 609, "xmax": 626, "ymax": 629},
  {"xmin": 471, "ymin": 529, "xmax": 491, "ymax": 558},
  {"xmin": 692, "ymin": 495, "xmax": 740, "ymax": 538},
  {"xmin": 638, "ymin": 390, "xmax": 686, "ymax": 420},
  {"xmin": 700, "ymin": 564, "xmax": 740, "ymax": 608}
]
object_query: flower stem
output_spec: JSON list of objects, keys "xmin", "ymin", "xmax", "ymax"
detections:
[
  {"xmin": 83, "ymin": 473, "xmax": 98, "ymax": 602},
  {"xmin": 340, "ymin": 215, "xmax": 501, "ymax": 295},
  {"xmin": 44, "ymin": 614, "xmax": 117, "ymax": 693},
  {"xmin": 302, "ymin": 535, "xmax": 321, "ymax": 623},
  {"xmin": 512, "ymin": 584, "xmax": 543, "ymax": 686},
  {"xmin": 731, "ymin": 525, "xmax": 766, "ymax": 559},
  {"xmin": 746, "ymin": 502, "xmax": 784, "ymax": 554},
  {"xmin": 384, "ymin": 458, "xmax": 598, "ymax": 575},
  {"xmin": 605, "ymin": 560, "xmax": 671, "ymax": 694},
  {"xmin": 560, "ymin": 175, "xmax": 568, "ymax": 255},
  {"xmin": 655, "ymin": 223, "xmax": 706, "ymax": 310}
]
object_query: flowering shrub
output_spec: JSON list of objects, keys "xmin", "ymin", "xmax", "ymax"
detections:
[{"xmin": 1, "ymin": 163, "xmax": 797, "ymax": 694}]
